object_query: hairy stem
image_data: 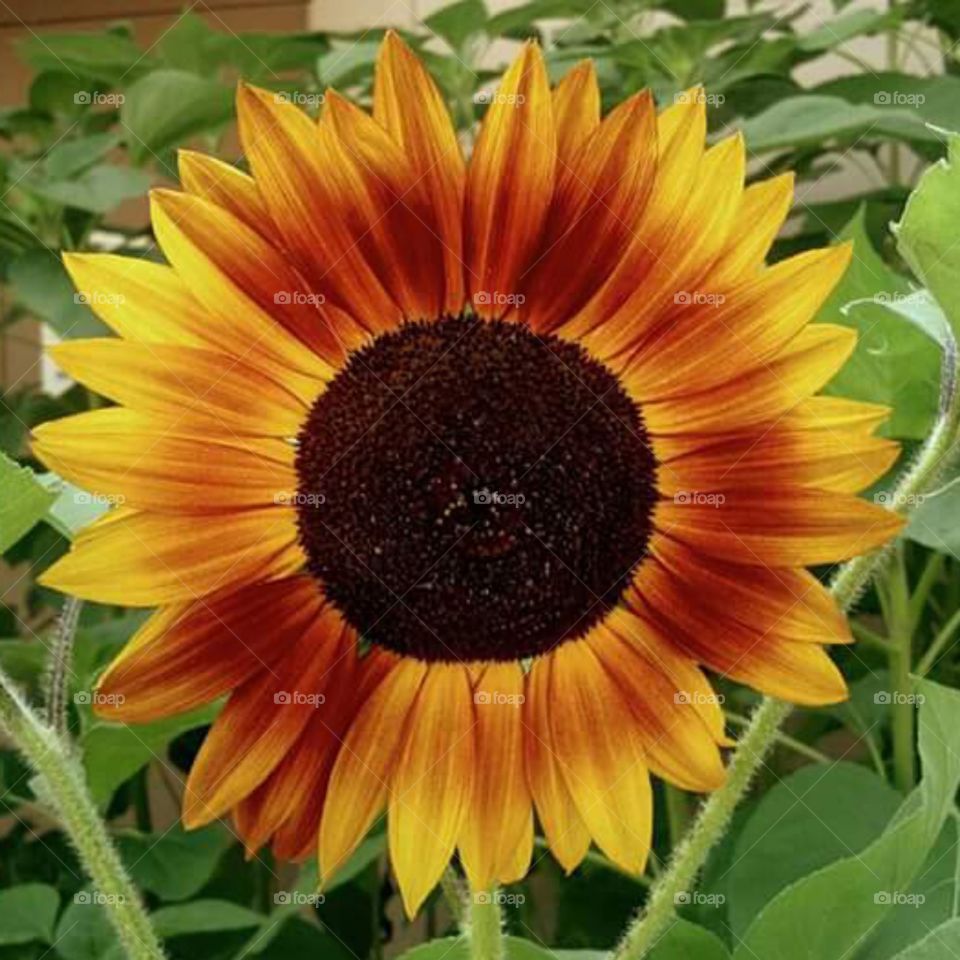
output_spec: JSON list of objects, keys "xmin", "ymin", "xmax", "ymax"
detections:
[
  {"xmin": 468, "ymin": 888, "xmax": 504, "ymax": 960},
  {"xmin": 614, "ymin": 341, "xmax": 960, "ymax": 959},
  {"xmin": 0, "ymin": 673, "xmax": 165, "ymax": 959},
  {"xmin": 43, "ymin": 596, "xmax": 82, "ymax": 739}
]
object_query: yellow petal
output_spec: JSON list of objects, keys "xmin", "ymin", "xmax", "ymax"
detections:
[
  {"xmin": 549, "ymin": 641, "xmax": 653, "ymax": 875},
  {"xmin": 389, "ymin": 663, "xmax": 475, "ymax": 916},
  {"xmin": 374, "ymin": 31, "xmax": 466, "ymax": 315},
  {"xmin": 466, "ymin": 43, "xmax": 556, "ymax": 317},
  {"xmin": 551, "ymin": 60, "xmax": 600, "ymax": 165},
  {"xmin": 459, "ymin": 662, "xmax": 532, "ymax": 889},
  {"xmin": 40, "ymin": 506, "xmax": 303, "ymax": 606},
  {"xmin": 32, "ymin": 408, "xmax": 295, "ymax": 513},
  {"xmin": 523, "ymin": 655, "xmax": 591, "ymax": 873},
  {"xmin": 319, "ymin": 657, "xmax": 424, "ymax": 883}
]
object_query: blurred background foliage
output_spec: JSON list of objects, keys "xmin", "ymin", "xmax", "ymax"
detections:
[{"xmin": 3, "ymin": 1, "xmax": 960, "ymax": 958}]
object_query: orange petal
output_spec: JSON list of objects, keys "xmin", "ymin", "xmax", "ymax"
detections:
[
  {"xmin": 374, "ymin": 31, "xmax": 466, "ymax": 315},
  {"xmin": 654, "ymin": 486, "xmax": 904, "ymax": 566},
  {"xmin": 580, "ymin": 133, "xmax": 746, "ymax": 362},
  {"xmin": 389, "ymin": 663, "xmax": 475, "ymax": 916},
  {"xmin": 32, "ymin": 408, "xmax": 296, "ymax": 513},
  {"xmin": 557, "ymin": 89, "xmax": 706, "ymax": 340},
  {"xmin": 647, "ymin": 536, "xmax": 852, "ymax": 645},
  {"xmin": 641, "ymin": 324, "xmax": 858, "ymax": 435},
  {"xmin": 152, "ymin": 188, "xmax": 361, "ymax": 366},
  {"xmin": 236, "ymin": 83, "xmax": 400, "ymax": 332},
  {"xmin": 466, "ymin": 43, "xmax": 556, "ymax": 317},
  {"xmin": 552, "ymin": 60, "xmax": 600, "ymax": 165},
  {"xmin": 623, "ymin": 244, "xmax": 852, "ymax": 399},
  {"xmin": 523, "ymin": 91, "xmax": 657, "ymax": 332},
  {"xmin": 586, "ymin": 616, "xmax": 726, "ymax": 791},
  {"xmin": 549, "ymin": 641, "xmax": 653, "ymax": 875},
  {"xmin": 710, "ymin": 172, "xmax": 795, "ymax": 285},
  {"xmin": 47, "ymin": 339, "xmax": 308, "ymax": 437},
  {"xmin": 658, "ymin": 425, "xmax": 899, "ymax": 496},
  {"xmin": 319, "ymin": 657, "xmax": 425, "ymax": 883},
  {"xmin": 523, "ymin": 655, "xmax": 591, "ymax": 873},
  {"xmin": 94, "ymin": 577, "xmax": 322, "ymax": 722},
  {"xmin": 178, "ymin": 149, "xmax": 274, "ymax": 237},
  {"xmin": 459, "ymin": 662, "xmax": 532, "ymax": 889},
  {"xmin": 183, "ymin": 605, "xmax": 353, "ymax": 827},
  {"xmin": 39, "ymin": 506, "xmax": 303, "ymax": 606},
  {"xmin": 631, "ymin": 576, "xmax": 849, "ymax": 705}
]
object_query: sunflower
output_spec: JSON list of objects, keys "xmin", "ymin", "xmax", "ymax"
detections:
[{"xmin": 33, "ymin": 32, "xmax": 902, "ymax": 916}]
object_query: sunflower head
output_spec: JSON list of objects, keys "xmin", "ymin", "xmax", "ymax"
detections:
[{"xmin": 33, "ymin": 31, "xmax": 902, "ymax": 917}]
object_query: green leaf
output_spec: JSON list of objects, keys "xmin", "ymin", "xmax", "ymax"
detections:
[
  {"xmin": 798, "ymin": 9, "xmax": 901, "ymax": 52},
  {"xmin": 888, "ymin": 918, "xmax": 960, "ymax": 958},
  {"xmin": 741, "ymin": 95, "xmax": 919, "ymax": 154},
  {"xmin": 80, "ymin": 702, "xmax": 220, "ymax": 806},
  {"xmin": 486, "ymin": 0, "xmax": 595, "ymax": 39},
  {"xmin": 0, "ymin": 453, "xmax": 57, "ymax": 554},
  {"xmin": 150, "ymin": 899, "xmax": 263, "ymax": 937},
  {"xmin": 8, "ymin": 249, "xmax": 110, "ymax": 339},
  {"xmin": 27, "ymin": 164, "xmax": 151, "ymax": 214},
  {"xmin": 17, "ymin": 32, "xmax": 149, "ymax": 83},
  {"xmin": 35, "ymin": 473, "xmax": 112, "ymax": 540},
  {"xmin": 119, "ymin": 824, "xmax": 232, "ymax": 902},
  {"xmin": 54, "ymin": 897, "xmax": 122, "ymax": 960},
  {"xmin": 120, "ymin": 70, "xmax": 233, "ymax": 166},
  {"xmin": 818, "ymin": 74, "xmax": 960, "ymax": 147},
  {"xmin": 846, "ymin": 289, "xmax": 954, "ymax": 352},
  {"xmin": 905, "ymin": 476, "xmax": 960, "ymax": 553},
  {"xmin": 317, "ymin": 40, "xmax": 382, "ymax": 88},
  {"xmin": 815, "ymin": 209, "xmax": 940, "ymax": 440},
  {"xmin": 733, "ymin": 679, "xmax": 960, "ymax": 960},
  {"xmin": 649, "ymin": 918, "xmax": 732, "ymax": 959},
  {"xmin": 44, "ymin": 133, "xmax": 119, "ymax": 179},
  {"xmin": 727, "ymin": 762, "xmax": 901, "ymax": 936},
  {"xmin": 895, "ymin": 131, "xmax": 960, "ymax": 338},
  {"xmin": 0, "ymin": 884, "xmax": 59, "ymax": 945},
  {"xmin": 399, "ymin": 937, "xmax": 566, "ymax": 960},
  {"xmin": 425, "ymin": 0, "xmax": 489, "ymax": 51}
]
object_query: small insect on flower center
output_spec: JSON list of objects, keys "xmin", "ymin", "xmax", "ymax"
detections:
[{"xmin": 295, "ymin": 316, "xmax": 658, "ymax": 662}]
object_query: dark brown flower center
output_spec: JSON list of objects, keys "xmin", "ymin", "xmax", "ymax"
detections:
[{"xmin": 294, "ymin": 316, "xmax": 658, "ymax": 662}]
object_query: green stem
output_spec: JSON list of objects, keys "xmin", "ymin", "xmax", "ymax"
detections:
[
  {"xmin": 468, "ymin": 888, "xmax": 504, "ymax": 960},
  {"xmin": 663, "ymin": 785, "xmax": 689, "ymax": 850},
  {"xmin": 725, "ymin": 712, "xmax": 832, "ymax": 764},
  {"xmin": 887, "ymin": 544, "xmax": 916, "ymax": 792},
  {"xmin": 850, "ymin": 619, "xmax": 895, "ymax": 653},
  {"xmin": 0, "ymin": 674, "xmax": 165, "ymax": 959},
  {"xmin": 615, "ymin": 698, "xmax": 793, "ymax": 960},
  {"xmin": 614, "ymin": 340, "xmax": 960, "ymax": 959},
  {"xmin": 43, "ymin": 596, "xmax": 82, "ymax": 740},
  {"xmin": 917, "ymin": 606, "xmax": 960, "ymax": 677},
  {"xmin": 441, "ymin": 866, "xmax": 468, "ymax": 925}
]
